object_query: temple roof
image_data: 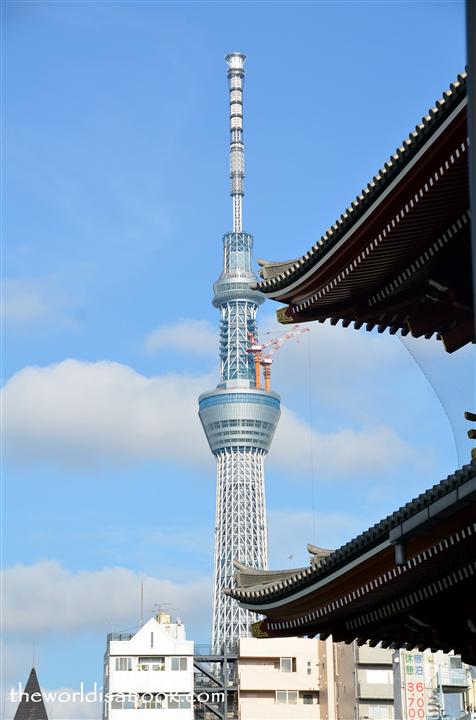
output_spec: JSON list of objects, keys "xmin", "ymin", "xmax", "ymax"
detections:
[
  {"xmin": 256, "ymin": 71, "xmax": 467, "ymax": 292},
  {"xmin": 13, "ymin": 668, "xmax": 48, "ymax": 720},
  {"xmin": 227, "ymin": 460, "xmax": 476, "ymax": 663},
  {"xmin": 253, "ymin": 72, "xmax": 471, "ymax": 352},
  {"xmin": 227, "ymin": 459, "xmax": 476, "ymax": 604}
]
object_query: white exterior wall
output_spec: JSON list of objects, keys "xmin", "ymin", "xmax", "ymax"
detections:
[
  {"xmin": 238, "ymin": 637, "xmax": 320, "ymax": 720},
  {"xmin": 104, "ymin": 618, "xmax": 194, "ymax": 720}
]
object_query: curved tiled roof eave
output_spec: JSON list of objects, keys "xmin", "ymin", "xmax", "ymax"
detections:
[
  {"xmin": 228, "ymin": 458, "xmax": 476, "ymax": 604},
  {"xmin": 254, "ymin": 71, "xmax": 467, "ymax": 298}
]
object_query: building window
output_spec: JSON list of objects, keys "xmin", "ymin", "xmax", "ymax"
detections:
[
  {"xmin": 280, "ymin": 657, "xmax": 294, "ymax": 673},
  {"xmin": 137, "ymin": 694, "xmax": 165, "ymax": 710},
  {"xmin": 171, "ymin": 656, "xmax": 188, "ymax": 671},
  {"xmin": 307, "ymin": 661, "xmax": 312, "ymax": 675},
  {"xmin": 365, "ymin": 669, "xmax": 393, "ymax": 684},
  {"xmin": 303, "ymin": 694, "xmax": 314, "ymax": 705},
  {"xmin": 138, "ymin": 657, "xmax": 165, "ymax": 671},
  {"xmin": 168, "ymin": 694, "xmax": 192, "ymax": 709},
  {"xmin": 114, "ymin": 657, "xmax": 132, "ymax": 671},
  {"xmin": 109, "ymin": 694, "xmax": 137, "ymax": 710},
  {"xmin": 363, "ymin": 703, "xmax": 393, "ymax": 720},
  {"xmin": 276, "ymin": 690, "xmax": 298, "ymax": 704}
]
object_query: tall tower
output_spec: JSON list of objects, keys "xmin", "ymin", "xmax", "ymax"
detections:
[{"xmin": 199, "ymin": 53, "xmax": 281, "ymax": 651}]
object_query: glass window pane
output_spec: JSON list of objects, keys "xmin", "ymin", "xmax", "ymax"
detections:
[{"xmin": 280, "ymin": 657, "xmax": 292, "ymax": 672}]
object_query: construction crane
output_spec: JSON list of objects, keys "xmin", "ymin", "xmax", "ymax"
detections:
[{"xmin": 247, "ymin": 325, "xmax": 310, "ymax": 391}]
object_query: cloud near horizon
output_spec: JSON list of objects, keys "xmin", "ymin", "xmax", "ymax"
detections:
[
  {"xmin": 3, "ymin": 559, "xmax": 211, "ymax": 635},
  {"xmin": 3, "ymin": 359, "xmax": 419, "ymax": 478}
]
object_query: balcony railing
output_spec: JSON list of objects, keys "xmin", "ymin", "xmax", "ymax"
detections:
[
  {"xmin": 107, "ymin": 632, "xmax": 134, "ymax": 641},
  {"xmin": 439, "ymin": 669, "xmax": 469, "ymax": 688}
]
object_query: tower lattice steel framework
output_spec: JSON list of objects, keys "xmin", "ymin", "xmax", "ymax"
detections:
[{"xmin": 199, "ymin": 53, "xmax": 281, "ymax": 652}]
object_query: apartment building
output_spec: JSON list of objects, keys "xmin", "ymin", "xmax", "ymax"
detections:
[
  {"xmin": 317, "ymin": 639, "xmax": 394, "ymax": 720},
  {"xmin": 394, "ymin": 649, "xmax": 473, "ymax": 720},
  {"xmin": 237, "ymin": 636, "xmax": 320, "ymax": 719},
  {"xmin": 103, "ymin": 612, "xmax": 194, "ymax": 720},
  {"xmin": 320, "ymin": 640, "xmax": 473, "ymax": 720}
]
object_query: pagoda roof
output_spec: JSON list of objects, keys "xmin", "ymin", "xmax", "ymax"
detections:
[
  {"xmin": 254, "ymin": 72, "xmax": 471, "ymax": 352},
  {"xmin": 226, "ymin": 459, "xmax": 476, "ymax": 663},
  {"xmin": 13, "ymin": 668, "xmax": 49, "ymax": 720}
]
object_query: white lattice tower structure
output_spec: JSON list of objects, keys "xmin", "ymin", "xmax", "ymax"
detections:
[{"xmin": 199, "ymin": 53, "xmax": 280, "ymax": 652}]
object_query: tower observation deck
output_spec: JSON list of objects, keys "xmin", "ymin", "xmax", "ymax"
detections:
[{"xmin": 199, "ymin": 53, "xmax": 280, "ymax": 652}]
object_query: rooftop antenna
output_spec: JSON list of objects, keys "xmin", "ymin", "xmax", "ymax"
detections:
[
  {"xmin": 140, "ymin": 580, "xmax": 144, "ymax": 627},
  {"xmin": 152, "ymin": 602, "xmax": 172, "ymax": 617}
]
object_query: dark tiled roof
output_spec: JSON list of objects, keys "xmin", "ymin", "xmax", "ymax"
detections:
[
  {"xmin": 256, "ymin": 71, "xmax": 467, "ymax": 294},
  {"xmin": 13, "ymin": 668, "xmax": 49, "ymax": 720},
  {"xmin": 229, "ymin": 459, "xmax": 476, "ymax": 602}
]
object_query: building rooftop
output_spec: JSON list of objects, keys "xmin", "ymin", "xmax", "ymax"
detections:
[{"xmin": 13, "ymin": 668, "xmax": 49, "ymax": 720}]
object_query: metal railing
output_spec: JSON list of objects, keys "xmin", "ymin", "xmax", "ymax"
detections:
[
  {"xmin": 439, "ymin": 668, "xmax": 469, "ymax": 687},
  {"xmin": 107, "ymin": 632, "xmax": 134, "ymax": 641},
  {"xmin": 194, "ymin": 644, "xmax": 239, "ymax": 657}
]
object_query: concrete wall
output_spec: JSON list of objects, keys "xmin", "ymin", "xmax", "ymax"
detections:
[{"xmin": 320, "ymin": 640, "xmax": 395, "ymax": 720}]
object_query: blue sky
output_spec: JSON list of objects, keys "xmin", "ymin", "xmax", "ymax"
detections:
[{"xmin": 2, "ymin": 1, "xmax": 472, "ymax": 718}]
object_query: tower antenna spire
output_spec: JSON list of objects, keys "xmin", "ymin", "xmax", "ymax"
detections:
[{"xmin": 225, "ymin": 53, "xmax": 246, "ymax": 232}]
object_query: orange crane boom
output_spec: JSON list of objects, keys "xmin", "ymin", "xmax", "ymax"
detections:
[{"xmin": 247, "ymin": 326, "xmax": 310, "ymax": 391}]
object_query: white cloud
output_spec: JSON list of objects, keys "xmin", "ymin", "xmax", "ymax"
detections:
[
  {"xmin": 1, "ymin": 560, "xmax": 212, "ymax": 719},
  {"xmin": 1, "ymin": 558, "xmax": 210, "ymax": 720},
  {"xmin": 271, "ymin": 405, "xmax": 417, "ymax": 477},
  {"xmin": 144, "ymin": 319, "xmax": 217, "ymax": 356},
  {"xmin": 2, "ymin": 559, "xmax": 211, "ymax": 635},
  {"xmin": 2, "ymin": 277, "xmax": 77, "ymax": 328},
  {"xmin": 3, "ymin": 358, "xmax": 417, "ymax": 478},
  {"xmin": 3, "ymin": 360, "xmax": 213, "ymax": 468}
]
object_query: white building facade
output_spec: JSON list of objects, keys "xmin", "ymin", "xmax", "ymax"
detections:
[
  {"xmin": 103, "ymin": 614, "xmax": 194, "ymax": 720},
  {"xmin": 237, "ymin": 637, "xmax": 320, "ymax": 720}
]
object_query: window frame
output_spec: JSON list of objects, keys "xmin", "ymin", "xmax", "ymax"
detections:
[
  {"xmin": 280, "ymin": 657, "xmax": 293, "ymax": 673},
  {"xmin": 171, "ymin": 656, "xmax": 188, "ymax": 671},
  {"xmin": 114, "ymin": 657, "xmax": 132, "ymax": 672},
  {"xmin": 275, "ymin": 690, "xmax": 298, "ymax": 704}
]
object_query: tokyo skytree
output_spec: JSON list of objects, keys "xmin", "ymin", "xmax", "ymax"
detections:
[{"xmin": 198, "ymin": 53, "xmax": 281, "ymax": 651}]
